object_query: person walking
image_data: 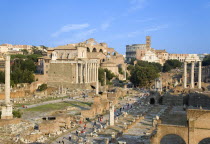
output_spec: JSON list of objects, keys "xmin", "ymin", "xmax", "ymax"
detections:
[{"xmin": 68, "ymin": 134, "xmax": 71, "ymax": 141}]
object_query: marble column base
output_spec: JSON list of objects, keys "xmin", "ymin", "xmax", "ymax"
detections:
[{"xmin": 1, "ymin": 105, "xmax": 13, "ymax": 119}]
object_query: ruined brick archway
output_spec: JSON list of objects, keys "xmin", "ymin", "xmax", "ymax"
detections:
[
  {"xmin": 151, "ymin": 109, "xmax": 210, "ymax": 144},
  {"xmin": 150, "ymin": 98, "xmax": 155, "ymax": 104},
  {"xmin": 160, "ymin": 134, "xmax": 186, "ymax": 144},
  {"xmin": 198, "ymin": 138, "xmax": 210, "ymax": 144},
  {"xmin": 151, "ymin": 124, "xmax": 188, "ymax": 144}
]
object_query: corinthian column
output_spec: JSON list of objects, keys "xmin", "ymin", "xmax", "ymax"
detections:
[
  {"xmin": 5, "ymin": 55, "xmax": 10, "ymax": 105},
  {"xmin": 1, "ymin": 55, "xmax": 13, "ymax": 119},
  {"xmin": 85, "ymin": 62, "xmax": 87, "ymax": 83},
  {"xmin": 80, "ymin": 63, "xmax": 83, "ymax": 83},
  {"xmin": 75, "ymin": 62, "xmax": 78, "ymax": 83},
  {"xmin": 96, "ymin": 62, "xmax": 99, "ymax": 95},
  {"xmin": 198, "ymin": 61, "xmax": 202, "ymax": 89},
  {"xmin": 191, "ymin": 62, "xmax": 194, "ymax": 88},
  {"xmin": 184, "ymin": 62, "xmax": 187, "ymax": 88}
]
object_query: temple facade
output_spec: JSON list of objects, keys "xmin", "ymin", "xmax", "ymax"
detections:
[{"xmin": 37, "ymin": 38, "xmax": 127, "ymax": 88}]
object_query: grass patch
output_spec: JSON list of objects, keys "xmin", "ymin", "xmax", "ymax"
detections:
[{"xmin": 23, "ymin": 101, "xmax": 92, "ymax": 112}]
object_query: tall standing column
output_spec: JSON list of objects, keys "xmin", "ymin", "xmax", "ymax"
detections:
[
  {"xmin": 184, "ymin": 62, "xmax": 187, "ymax": 88},
  {"xmin": 94, "ymin": 63, "xmax": 97, "ymax": 82},
  {"xmin": 76, "ymin": 63, "xmax": 78, "ymax": 83},
  {"xmin": 90, "ymin": 63, "xmax": 92, "ymax": 83},
  {"xmin": 109, "ymin": 102, "xmax": 115, "ymax": 126},
  {"xmin": 124, "ymin": 67, "xmax": 127, "ymax": 80},
  {"xmin": 198, "ymin": 61, "xmax": 202, "ymax": 89},
  {"xmin": 191, "ymin": 62, "xmax": 195, "ymax": 88},
  {"xmin": 96, "ymin": 63, "xmax": 99, "ymax": 95},
  {"xmin": 80, "ymin": 63, "xmax": 83, "ymax": 83},
  {"xmin": 88, "ymin": 63, "xmax": 90, "ymax": 83},
  {"xmin": 85, "ymin": 62, "xmax": 87, "ymax": 83},
  {"xmin": 1, "ymin": 55, "xmax": 13, "ymax": 119},
  {"xmin": 92, "ymin": 63, "xmax": 95, "ymax": 82},
  {"xmin": 5, "ymin": 55, "xmax": 10, "ymax": 105}
]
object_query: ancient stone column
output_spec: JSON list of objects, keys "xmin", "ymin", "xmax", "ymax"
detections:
[
  {"xmin": 198, "ymin": 61, "xmax": 202, "ymax": 89},
  {"xmin": 1, "ymin": 55, "xmax": 13, "ymax": 119},
  {"xmin": 93, "ymin": 63, "xmax": 96, "ymax": 82},
  {"xmin": 76, "ymin": 62, "xmax": 78, "ymax": 83},
  {"xmin": 90, "ymin": 63, "xmax": 92, "ymax": 83},
  {"xmin": 109, "ymin": 102, "xmax": 114, "ymax": 126},
  {"xmin": 94, "ymin": 63, "xmax": 97, "ymax": 82},
  {"xmin": 88, "ymin": 63, "xmax": 90, "ymax": 83},
  {"xmin": 191, "ymin": 62, "xmax": 195, "ymax": 88},
  {"xmin": 124, "ymin": 67, "xmax": 127, "ymax": 80},
  {"xmin": 5, "ymin": 55, "xmax": 10, "ymax": 105},
  {"xmin": 85, "ymin": 62, "xmax": 87, "ymax": 83},
  {"xmin": 96, "ymin": 62, "xmax": 99, "ymax": 94},
  {"xmin": 80, "ymin": 63, "xmax": 83, "ymax": 83},
  {"xmin": 184, "ymin": 62, "xmax": 187, "ymax": 88}
]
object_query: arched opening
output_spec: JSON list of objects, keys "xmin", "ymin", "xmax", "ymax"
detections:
[
  {"xmin": 92, "ymin": 48, "xmax": 97, "ymax": 52},
  {"xmin": 198, "ymin": 138, "xmax": 210, "ymax": 144},
  {"xmin": 158, "ymin": 97, "xmax": 163, "ymax": 105},
  {"xmin": 150, "ymin": 98, "xmax": 155, "ymax": 104},
  {"xmin": 87, "ymin": 47, "xmax": 90, "ymax": 52},
  {"xmin": 112, "ymin": 52, "xmax": 116, "ymax": 56},
  {"xmin": 99, "ymin": 49, "xmax": 103, "ymax": 53},
  {"xmin": 160, "ymin": 134, "xmax": 186, "ymax": 144}
]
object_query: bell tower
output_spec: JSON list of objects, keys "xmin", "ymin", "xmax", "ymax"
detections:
[{"xmin": 146, "ymin": 36, "xmax": 151, "ymax": 50}]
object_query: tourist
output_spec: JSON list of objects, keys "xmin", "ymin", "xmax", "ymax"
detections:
[
  {"xmin": 68, "ymin": 134, "xmax": 71, "ymax": 141},
  {"xmin": 84, "ymin": 123, "xmax": 87, "ymax": 129}
]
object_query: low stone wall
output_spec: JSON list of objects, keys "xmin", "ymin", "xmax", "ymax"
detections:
[{"xmin": 0, "ymin": 91, "xmax": 26, "ymax": 100}]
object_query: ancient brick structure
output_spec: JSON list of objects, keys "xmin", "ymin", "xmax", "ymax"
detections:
[{"xmin": 151, "ymin": 109, "xmax": 210, "ymax": 144}]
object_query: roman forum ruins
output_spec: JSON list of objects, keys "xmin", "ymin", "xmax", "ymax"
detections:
[{"xmin": 183, "ymin": 54, "xmax": 202, "ymax": 89}]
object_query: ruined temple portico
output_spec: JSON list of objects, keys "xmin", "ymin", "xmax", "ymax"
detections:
[{"xmin": 183, "ymin": 55, "xmax": 202, "ymax": 89}]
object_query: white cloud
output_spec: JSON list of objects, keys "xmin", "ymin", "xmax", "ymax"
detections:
[
  {"xmin": 53, "ymin": 28, "xmax": 97, "ymax": 45},
  {"xmin": 100, "ymin": 18, "xmax": 115, "ymax": 31},
  {"xmin": 51, "ymin": 23, "xmax": 90, "ymax": 37},
  {"xmin": 136, "ymin": 17, "xmax": 155, "ymax": 23},
  {"xmin": 74, "ymin": 29, "xmax": 97, "ymax": 38},
  {"xmin": 101, "ymin": 22, "xmax": 111, "ymax": 31},
  {"xmin": 127, "ymin": 31, "xmax": 142, "ymax": 37},
  {"xmin": 144, "ymin": 24, "xmax": 168, "ymax": 32},
  {"xmin": 128, "ymin": 0, "xmax": 147, "ymax": 12}
]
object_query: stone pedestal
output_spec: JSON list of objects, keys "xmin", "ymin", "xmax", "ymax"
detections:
[{"xmin": 1, "ymin": 105, "xmax": 13, "ymax": 119}]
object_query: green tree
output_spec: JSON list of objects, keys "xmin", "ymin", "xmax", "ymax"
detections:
[
  {"xmin": 163, "ymin": 59, "xmax": 182, "ymax": 72},
  {"xmin": 118, "ymin": 67, "xmax": 124, "ymax": 75},
  {"xmin": 163, "ymin": 63, "xmax": 172, "ymax": 72},
  {"xmin": 129, "ymin": 58, "xmax": 136, "ymax": 65},
  {"xmin": 0, "ymin": 71, "xmax": 5, "ymax": 83},
  {"xmin": 130, "ymin": 65, "xmax": 159, "ymax": 87},
  {"xmin": 12, "ymin": 110, "xmax": 22, "ymax": 118},
  {"xmin": 203, "ymin": 55, "xmax": 210, "ymax": 66},
  {"xmin": 38, "ymin": 84, "xmax": 47, "ymax": 91},
  {"xmin": 98, "ymin": 68, "xmax": 116, "ymax": 85},
  {"xmin": 21, "ymin": 49, "xmax": 29, "ymax": 55}
]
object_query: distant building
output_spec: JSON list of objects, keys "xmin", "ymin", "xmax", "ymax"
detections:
[
  {"xmin": 37, "ymin": 38, "xmax": 127, "ymax": 88},
  {"xmin": 126, "ymin": 36, "xmax": 201, "ymax": 65}
]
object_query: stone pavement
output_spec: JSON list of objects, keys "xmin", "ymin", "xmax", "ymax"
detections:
[{"xmin": 49, "ymin": 94, "xmax": 167, "ymax": 144}]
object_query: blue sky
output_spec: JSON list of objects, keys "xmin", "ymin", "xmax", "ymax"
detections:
[{"xmin": 0, "ymin": 0, "xmax": 210, "ymax": 54}]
